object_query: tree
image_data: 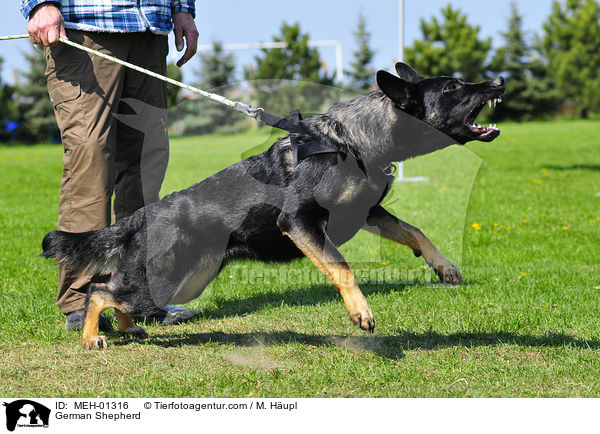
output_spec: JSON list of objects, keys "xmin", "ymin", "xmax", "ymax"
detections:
[
  {"xmin": 488, "ymin": 2, "xmax": 559, "ymax": 121},
  {"xmin": 165, "ymin": 61, "xmax": 182, "ymax": 109},
  {"xmin": 198, "ymin": 40, "xmax": 236, "ymax": 90},
  {"xmin": 540, "ymin": 0, "xmax": 600, "ymax": 117},
  {"xmin": 16, "ymin": 46, "xmax": 58, "ymax": 142},
  {"xmin": 181, "ymin": 40, "xmax": 240, "ymax": 135},
  {"xmin": 405, "ymin": 5, "xmax": 491, "ymax": 80},
  {"xmin": 345, "ymin": 13, "xmax": 376, "ymax": 91},
  {"xmin": 245, "ymin": 22, "xmax": 334, "ymax": 85},
  {"xmin": 244, "ymin": 22, "xmax": 336, "ymax": 116}
]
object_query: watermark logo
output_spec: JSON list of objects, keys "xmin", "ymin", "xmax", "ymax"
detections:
[{"xmin": 3, "ymin": 400, "xmax": 50, "ymax": 432}]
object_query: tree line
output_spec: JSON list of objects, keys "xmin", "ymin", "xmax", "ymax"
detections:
[{"xmin": 1, "ymin": 0, "xmax": 599, "ymax": 142}]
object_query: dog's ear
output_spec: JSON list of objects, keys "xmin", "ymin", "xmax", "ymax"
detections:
[
  {"xmin": 377, "ymin": 70, "xmax": 418, "ymax": 111},
  {"xmin": 394, "ymin": 62, "xmax": 423, "ymax": 83}
]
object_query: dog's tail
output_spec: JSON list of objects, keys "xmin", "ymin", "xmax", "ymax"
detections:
[{"xmin": 41, "ymin": 216, "xmax": 140, "ymax": 276}]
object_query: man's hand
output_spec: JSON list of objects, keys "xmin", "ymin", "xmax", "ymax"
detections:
[
  {"xmin": 173, "ymin": 12, "xmax": 198, "ymax": 67},
  {"xmin": 27, "ymin": 3, "xmax": 66, "ymax": 46}
]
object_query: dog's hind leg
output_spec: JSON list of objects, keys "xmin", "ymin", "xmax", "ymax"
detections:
[
  {"xmin": 82, "ymin": 284, "xmax": 144, "ymax": 349},
  {"xmin": 114, "ymin": 310, "xmax": 149, "ymax": 340},
  {"xmin": 363, "ymin": 205, "xmax": 462, "ymax": 285},
  {"xmin": 278, "ymin": 217, "xmax": 375, "ymax": 332}
]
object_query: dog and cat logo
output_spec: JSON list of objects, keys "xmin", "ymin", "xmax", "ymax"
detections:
[{"xmin": 2, "ymin": 400, "xmax": 50, "ymax": 431}]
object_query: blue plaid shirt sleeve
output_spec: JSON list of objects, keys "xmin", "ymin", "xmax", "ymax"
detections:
[
  {"xmin": 20, "ymin": 0, "xmax": 196, "ymax": 33},
  {"xmin": 171, "ymin": 0, "xmax": 196, "ymax": 18},
  {"xmin": 20, "ymin": 0, "xmax": 61, "ymax": 18}
]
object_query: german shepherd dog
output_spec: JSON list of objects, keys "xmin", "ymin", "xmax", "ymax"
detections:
[{"xmin": 42, "ymin": 63, "xmax": 505, "ymax": 349}]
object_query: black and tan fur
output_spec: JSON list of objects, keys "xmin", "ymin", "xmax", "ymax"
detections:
[{"xmin": 42, "ymin": 63, "xmax": 505, "ymax": 349}]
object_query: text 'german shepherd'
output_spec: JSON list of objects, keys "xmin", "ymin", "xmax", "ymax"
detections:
[{"xmin": 42, "ymin": 63, "xmax": 505, "ymax": 349}]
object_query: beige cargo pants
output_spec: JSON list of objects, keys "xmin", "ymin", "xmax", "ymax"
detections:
[{"xmin": 46, "ymin": 29, "xmax": 169, "ymax": 314}]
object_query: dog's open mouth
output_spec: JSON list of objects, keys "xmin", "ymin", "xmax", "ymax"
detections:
[{"xmin": 465, "ymin": 95, "xmax": 503, "ymax": 142}]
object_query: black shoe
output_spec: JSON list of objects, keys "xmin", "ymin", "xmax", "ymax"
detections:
[
  {"xmin": 132, "ymin": 305, "xmax": 194, "ymax": 326},
  {"xmin": 65, "ymin": 309, "xmax": 113, "ymax": 332}
]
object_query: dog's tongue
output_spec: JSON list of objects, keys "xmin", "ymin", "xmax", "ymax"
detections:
[{"xmin": 469, "ymin": 122, "xmax": 499, "ymax": 139}]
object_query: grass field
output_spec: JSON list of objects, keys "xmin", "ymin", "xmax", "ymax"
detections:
[{"xmin": 1, "ymin": 120, "xmax": 599, "ymax": 397}]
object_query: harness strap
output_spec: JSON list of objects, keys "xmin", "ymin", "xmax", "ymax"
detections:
[
  {"xmin": 259, "ymin": 110, "xmax": 303, "ymax": 134},
  {"xmin": 260, "ymin": 109, "xmax": 349, "ymax": 167}
]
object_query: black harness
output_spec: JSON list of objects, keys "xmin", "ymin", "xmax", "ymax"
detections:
[
  {"xmin": 260, "ymin": 109, "xmax": 392, "ymax": 207},
  {"xmin": 260, "ymin": 109, "xmax": 365, "ymax": 172}
]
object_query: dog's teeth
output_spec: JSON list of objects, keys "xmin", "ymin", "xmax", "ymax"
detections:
[
  {"xmin": 493, "ymin": 123, "xmax": 497, "ymax": 129},
  {"xmin": 488, "ymin": 100, "xmax": 492, "ymax": 108},
  {"xmin": 498, "ymin": 96, "xmax": 502, "ymax": 103},
  {"xmin": 493, "ymin": 99, "xmax": 496, "ymax": 107}
]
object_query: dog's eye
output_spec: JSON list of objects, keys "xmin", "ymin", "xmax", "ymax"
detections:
[{"xmin": 442, "ymin": 83, "xmax": 461, "ymax": 94}]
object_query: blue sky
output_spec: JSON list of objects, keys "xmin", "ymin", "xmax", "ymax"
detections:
[{"xmin": 2, "ymin": 0, "xmax": 554, "ymax": 85}]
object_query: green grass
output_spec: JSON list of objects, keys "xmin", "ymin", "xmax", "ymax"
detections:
[{"xmin": 1, "ymin": 120, "xmax": 599, "ymax": 397}]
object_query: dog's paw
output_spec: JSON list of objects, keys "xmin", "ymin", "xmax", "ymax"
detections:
[
  {"xmin": 434, "ymin": 262, "xmax": 462, "ymax": 285},
  {"xmin": 120, "ymin": 326, "xmax": 149, "ymax": 340},
  {"xmin": 349, "ymin": 307, "xmax": 375, "ymax": 333},
  {"xmin": 82, "ymin": 335, "xmax": 108, "ymax": 350}
]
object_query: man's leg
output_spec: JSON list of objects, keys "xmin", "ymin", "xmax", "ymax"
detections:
[
  {"xmin": 112, "ymin": 32, "xmax": 192, "ymax": 324},
  {"xmin": 46, "ymin": 29, "xmax": 127, "ymax": 318},
  {"xmin": 113, "ymin": 31, "xmax": 169, "ymax": 219}
]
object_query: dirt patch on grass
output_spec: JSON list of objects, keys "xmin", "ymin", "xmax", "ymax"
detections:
[{"xmin": 221, "ymin": 347, "xmax": 286, "ymax": 371}]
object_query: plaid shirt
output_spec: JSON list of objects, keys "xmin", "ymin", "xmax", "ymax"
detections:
[{"xmin": 20, "ymin": 0, "xmax": 196, "ymax": 34}]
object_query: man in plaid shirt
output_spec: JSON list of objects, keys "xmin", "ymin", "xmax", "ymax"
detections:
[{"xmin": 21, "ymin": 0, "xmax": 198, "ymax": 331}]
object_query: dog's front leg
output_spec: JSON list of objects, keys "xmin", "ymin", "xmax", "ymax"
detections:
[
  {"xmin": 363, "ymin": 205, "xmax": 462, "ymax": 285},
  {"xmin": 278, "ymin": 216, "xmax": 375, "ymax": 332}
]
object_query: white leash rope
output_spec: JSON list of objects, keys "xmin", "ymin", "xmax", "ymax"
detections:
[{"xmin": 1, "ymin": 33, "xmax": 263, "ymax": 119}]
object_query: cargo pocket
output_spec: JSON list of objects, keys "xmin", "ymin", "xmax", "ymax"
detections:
[{"xmin": 48, "ymin": 81, "xmax": 85, "ymax": 145}]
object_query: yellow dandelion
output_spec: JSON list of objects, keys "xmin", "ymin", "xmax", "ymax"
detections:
[
  {"xmin": 472, "ymin": 223, "xmax": 481, "ymax": 231},
  {"xmin": 562, "ymin": 226, "xmax": 568, "ymax": 230},
  {"xmin": 381, "ymin": 262, "xmax": 388, "ymax": 266},
  {"xmin": 441, "ymin": 185, "xmax": 447, "ymax": 191},
  {"xmin": 500, "ymin": 225, "xmax": 505, "ymax": 229},
  {"xmin": 506, "ymin": 227, "xmax": 511, "ymax": 231},
  {"xmin": 531, "ymin": 178, "xmax": 542, "ymax": 184},
  {"xmin": 519, "ymin": 271, "xmax": 527, "ymax": 277},
  {"xmin": 523, "ymin": 219, "xmax": 528, "ymax": 223},
  {"xmin": 493, "ymin": 231, "xmax": 498, "ymax": 235},
  {"xmin": 542, "ymin": 168, "xmax": 548, "ymax": 174},
  {"xmin": 531, "ymin": 230, "xmax": 537, "ymax": 234},
  {"xmin": 493, "ymin": 223, "xmax": 498, "ymax": 227}
]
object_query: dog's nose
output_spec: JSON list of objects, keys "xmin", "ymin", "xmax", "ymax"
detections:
[{"xmin": 492, "ymin": 76, "xmax": 505, "ymax": 87}]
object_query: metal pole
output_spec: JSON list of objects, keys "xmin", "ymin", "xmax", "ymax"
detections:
[
  {"xmin": 397, "ymin": 0, "xmax": 405, "ymax": 180},
  {"xmin": 398, "ymin": 0, "xmax": 404, "ymax": 64},
  {"xmin": 396, "ymin": 0, "xmax": 428, "ymax": 183},
  {"xmin": 334, "ymin": 41, "xmax": 344, "ymax": 84}
]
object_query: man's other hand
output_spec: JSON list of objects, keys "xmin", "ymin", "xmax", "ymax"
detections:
[
  {"xmin": 173, "ymin": 12, "xmax": 198, "ymax": 67},
  {"xmin": 27, "ymin": 3, "xmax": 66, "ymax": 46}
]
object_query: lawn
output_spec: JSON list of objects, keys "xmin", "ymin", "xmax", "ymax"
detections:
[{"xmin": 0, "ymin": 120, "xmax": 599, "ymax": 397}]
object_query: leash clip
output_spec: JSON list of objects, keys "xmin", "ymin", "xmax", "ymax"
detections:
[{"xmin": 234, "ymin": 102, "xmax": 264, "ymax": 120}]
